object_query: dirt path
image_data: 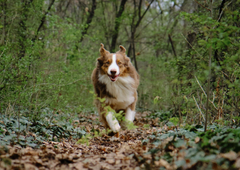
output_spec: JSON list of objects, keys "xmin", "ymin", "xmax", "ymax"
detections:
[{"xmin": 0, "ymin": 112, "xmax": 167, "ymax": 170}]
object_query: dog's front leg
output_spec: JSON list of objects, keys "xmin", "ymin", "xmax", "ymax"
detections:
[
  {"xmin": 125, "ymin": 108, "xmax": 136, "ymax": 122},
  {"xmin": 106, "ymin": 112, "xmax": 121, "ymax": 132}
]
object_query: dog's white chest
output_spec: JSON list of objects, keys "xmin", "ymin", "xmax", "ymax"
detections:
[
  {"xmin": 98, "ymin": 74, "xmax": 135, "ymax": 109},
  {"xmin": 105, "ymin": 94, "xmax": 135, "ymax": 110}
]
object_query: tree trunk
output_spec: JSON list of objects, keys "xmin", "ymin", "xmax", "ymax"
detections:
[
  {"xmin": 18, "ymin": 0, "xmax": 33, "ymax": 60},
  {"xmin": 110, "ymin": 0, "xmax": 127, "ymax": 52},
  {"xmin": 79, "ymin": 0, "xmax": 97, "ymax": 43}
]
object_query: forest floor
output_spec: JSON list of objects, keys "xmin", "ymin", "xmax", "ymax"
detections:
[{"xmin": 0, "ymin": 111, "xmax": 240, "ymax": 170}]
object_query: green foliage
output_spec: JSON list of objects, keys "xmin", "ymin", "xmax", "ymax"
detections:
[
  {"xmin": 145, "ymin": 125, "xmax": 240, "ymax": 169},
  {"xmin": 169, "ymin": 117, "xmax": 179, "ymax": 126},
  {"xmin": 153, "ymin": 2, "xmax": 240, "ymax": 125},
  {"xmin": 0, "ymin": 0, "xmax": 98, "ymax": 118},
  {"xmin": 198, "ymin": 127, "xmax": 240, "ymax": 153},
  {"xmin": 0, "ymin": 113, "xmax": 86, "ymax": 148},
  {"xmin": 77, "ymin": 134, "xmax": 92, "ymax": 146},
  {"xmin": 147, "ymin": 111, "xmax": 171, "ymax": 122}
]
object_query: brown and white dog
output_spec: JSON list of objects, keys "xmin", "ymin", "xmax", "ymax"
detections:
[{"xmin": 91, "ymin": 44, "xmax": 139, "ymax": 133}]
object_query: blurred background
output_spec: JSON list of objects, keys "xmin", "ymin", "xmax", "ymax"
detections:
[{"xmin": 0, "ymin": 0, "xmax": 240, "ymax": 125}]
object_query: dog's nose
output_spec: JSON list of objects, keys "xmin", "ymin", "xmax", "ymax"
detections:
[{"xmin": 110, "ymin": 70, "xmax": 117, "ymax": 75}]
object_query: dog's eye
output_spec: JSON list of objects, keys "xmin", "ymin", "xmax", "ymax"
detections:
[
  {"xmin": 105, "ymin": 61, "xmax": 110, "ymax": 64},
  {"xmin": 118, "ymin": 62, "xmax": 122, "ymax": 65}
]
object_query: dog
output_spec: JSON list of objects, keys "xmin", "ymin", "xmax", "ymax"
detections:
[{"xmin": 91, "ymin": 43, "xmax": 140, "ymax": 133}]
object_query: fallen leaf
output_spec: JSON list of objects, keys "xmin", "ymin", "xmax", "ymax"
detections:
[
  {"xmin": 73, "ymin": 162, "xmax": 84, "ymax": 170},
  {"xmin": 220, "ymin": 151, "xmax": 237, "ymax": 161},
  {"xmin": 115, "ymin": 159, "xmax": 121, "ymax": 164},
  {"xmin": 195, "ymin": 137, "xmax": 200, "ymax": 143},
  {"xmin": 235, "ymin": 158, "xmax": 240, "ymax": 168},
  {"xmin": 24, "ymin": 163, "xmax": 38, "ymax": 170},
  {"xmin": 157, "ymin": 159, "xmax": 171, "ymax": 169},
  {"xmin": 106, "ymin": 158, "xmax": 115, "ymax": 164}
]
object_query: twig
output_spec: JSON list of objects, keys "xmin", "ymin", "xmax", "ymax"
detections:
[
  {"xmin": 222, "ymin": 91, "xmax": 226, "ymax": 106},
  {"xmin": 168, "ymin": 34, "xmax": 177, "ymax": 57},
  {"xmin": 181, "ymin": 33, "xmax": 201, "ymax": 57},
  {"xmin": 195, "ymin": 76, "xmax": 218, "ymax": 110},
  {"xmin": 195, "ymin": 76, "xmax": 207, "ymax": 97},
  {"xmin": 193, "ymin": 96, "xmax": 205, "ymax": 121},
  {"xmin": 135, "ymin": 0, "xmax": 154, "ymax": 28},
  {"xmin": 0, "ymin": 48, "xmax": 6, "ymax": 58},
  {"xmin": 194, "ymin": 0, "xmax": 211, "ymax": 12},
  {"xmin": 220, "ymin": 69, "xmax": 235, "ymax": 83},
  {"xmin": 212, "ymin": 92, "xmax": 215, "ymax": 104},
  {"xmin": 217, "ymin": 1, "xmax": 232, "ymax": 22},
  {"xmin": 137, "ymin": 13, "xmax": 162, "ymax": 35}
]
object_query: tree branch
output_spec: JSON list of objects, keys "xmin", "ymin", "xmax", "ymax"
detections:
[
  {"xmin": 194, "ymin": 0, "xmax": 211, "ymax": 12},
  {"xmin": 128, "ymin": 0, "xmax": 153, "ymax": 70},
  {"xmin": 217, "ymin": 0, "xmax": 232, "ymax": 22},
  {"xmin": 168, "ymin": 34, "xmax": 177, "ymax": 58},
  {"xmin": 135, "ymin": 0, "xmax": 154, "ymax": 28},
  {"xmin": 138, "ymin": 0, "xmax": 142, "ymax": 20},
  {"xmin": 79, "ymin": 0, "xmax": 97, "ymax": 43},
  {"xmin": 32, "ymin": 0, "xmax": 55, "ymax": 43}
]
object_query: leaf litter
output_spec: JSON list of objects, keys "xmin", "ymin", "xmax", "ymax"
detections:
[{"xmin": 0, "ymin": 111, "xmax": 240, "ymax": 170}]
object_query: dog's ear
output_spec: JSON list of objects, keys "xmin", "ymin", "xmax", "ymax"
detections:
[
  {"xmin": 99, "ymin": 43, "xmax": 109, "ymax": 56},
  {"xmin": 118, "ymin": 45, "xmax": 130, "ymax": 67},
  {"xmin": 118, "ymin": 45, "xmax": 126, "ymax": 54}
]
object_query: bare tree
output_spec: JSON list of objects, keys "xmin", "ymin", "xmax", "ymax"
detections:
[{"xmin": 127, "ymin": 0, "xmax": 154, "ymax": 71}]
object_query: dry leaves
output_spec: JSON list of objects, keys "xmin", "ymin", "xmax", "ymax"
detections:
[
  {"xmin": 0, "ymin": 113, "xmax": 165, "ymax": 170},
  {"xmin": 1, "ymin": 112, "xmax": 240, "ymax": 170}
]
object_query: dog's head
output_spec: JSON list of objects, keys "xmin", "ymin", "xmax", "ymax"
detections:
[{"xmin": 97, "ymin": 43, "xmax": 130, "ymax": 82}]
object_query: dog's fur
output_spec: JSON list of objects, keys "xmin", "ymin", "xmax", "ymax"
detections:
[{"xmin": 91, "ymin": 44, "xmax": 140, "ymax": 132}]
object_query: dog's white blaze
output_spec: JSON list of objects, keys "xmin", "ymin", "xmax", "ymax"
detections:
[
  {"xmin": 106, "ymin": 111, "xmax": 121, "ymax": 132},
  {"xmin": 108, "ymin": 54, "xmax": 119, "ymax": 75},
  {"xmin": 125, "ymin": 108, "xmax": 136, "ymax": 122}
]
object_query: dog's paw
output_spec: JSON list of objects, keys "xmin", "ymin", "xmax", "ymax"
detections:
[
  {"xmin": 111, "ymin": 123, "xmax": 121, "ymax": 133},
  {"xmin": 106, "ymin": 112, "xmax": 121, "ymax": 133}
]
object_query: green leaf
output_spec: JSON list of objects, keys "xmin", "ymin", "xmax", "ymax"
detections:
[{"xmin": 198, "ymin": 39, "xmax": 207, "ymax": 46}]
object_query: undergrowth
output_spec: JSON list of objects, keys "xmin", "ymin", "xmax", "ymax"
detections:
[
  {"xmin": 144, "ymin": 123, "xmax": 240, "ymax": 169},
  {"xmin": 1, "ymin": 108, "xmax": 240, "ymax": 169},
  {"xmin": 0, "ymin": 111, "xmax": 86, "ymax": 148}
]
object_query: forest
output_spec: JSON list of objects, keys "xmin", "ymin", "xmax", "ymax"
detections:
[{"xmin": 0, "ymin": 0, "xmax": 240, "ymax": 169}]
